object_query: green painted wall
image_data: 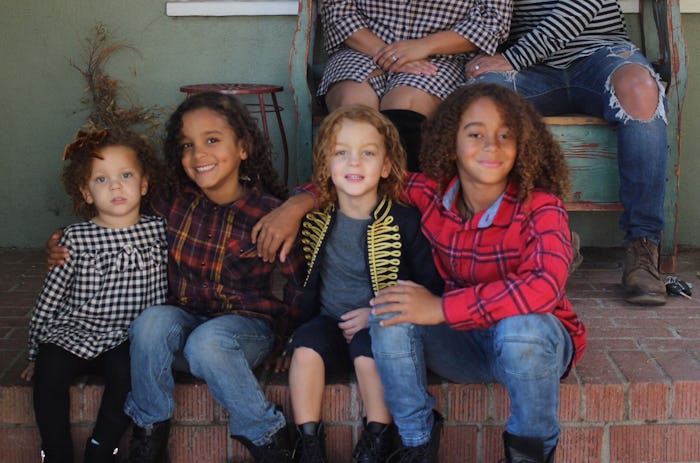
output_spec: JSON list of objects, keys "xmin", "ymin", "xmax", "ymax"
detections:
[{"xmin": 0, "ymin": 1, "xmax": 698, "ymax": 249}]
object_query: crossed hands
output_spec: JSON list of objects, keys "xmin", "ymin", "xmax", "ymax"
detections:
[{"xmin": 373, "ymin": 39, "xmax": 438, "ymax": 76}]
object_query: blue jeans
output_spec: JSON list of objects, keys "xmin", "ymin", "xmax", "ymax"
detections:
[
  {"xmin": 124, "ymin": 305, "xmax": 286, "ymax": 445},
  {"xmin": 473, "ymin": 44, "xmax": 668, "ymax": 242},
  {"xmin": 370, "ymin": 313, "xmax": 573, "ymax": 455}
]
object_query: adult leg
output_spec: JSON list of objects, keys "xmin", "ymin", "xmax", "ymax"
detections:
[
  {"xmin": 87, "ymin": 341, "xmax": 132, "ymax": 459},
  {"xmin": 424, "ymin": 314, "xmax": 573, "ymax": 458},
  {"xmin": 381, "ymin": 87, "xmax": 441, "ymax": 172},
  {"xmin": 325, "ymin": 80, "xmax": 380, "ymax": 112},
  {"xmin": 571, "ymin": 45, "xmax": 668, "ymax": 305},
  {"xmin": 32, "ymin": 343, "xmax": 85, "ymax": 463}
]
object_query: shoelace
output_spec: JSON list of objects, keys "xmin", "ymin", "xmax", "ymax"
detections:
[
  {"xmin": 388, "ymin": 444, "xmax": 429, "ymax": 463},
  {"xmin": 632, "ymin": 239, "xmax": 660, "ymax": 275},
  {"xmin": 353, "ymin": 431, "xmax": 378, "ymax": 459}
]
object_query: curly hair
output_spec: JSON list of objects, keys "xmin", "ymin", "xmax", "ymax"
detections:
[
  {"xmin": 62, "ymin": 129, "xmax": 162, "ymax": 219},
  {"xmin": 420, "ymin": 83, "xmax": 569, "ymax": 202},
  {"xmin": 163, "ymin": 92, "xmax": 287, "ymax": 200},
  {"xmin": 312, "ymin": 105, "xmax": 406, "ymax": 208}
]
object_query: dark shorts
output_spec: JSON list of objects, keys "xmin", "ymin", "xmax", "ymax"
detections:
[{"xmin": 287, "ymin": 315, "xmax": 373, "ymax": 374}]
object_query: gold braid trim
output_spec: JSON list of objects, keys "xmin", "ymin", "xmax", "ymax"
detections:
[
  {"xmin": 367, "ymin": 197, "xmax": 401, "ymax": 293},
  {"xmin": 300, "ymin": 206, "xmax": 333, "ymax": 286}
]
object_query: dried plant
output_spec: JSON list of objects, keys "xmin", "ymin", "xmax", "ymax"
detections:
[{"xmin": 69, "ymin": 23, "xmax": 165, "ymax": 135}]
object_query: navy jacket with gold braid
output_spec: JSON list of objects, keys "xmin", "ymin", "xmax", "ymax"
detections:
[{"xmin": 298, "ymin": 196, "xmax": 444, "ymax": 321}]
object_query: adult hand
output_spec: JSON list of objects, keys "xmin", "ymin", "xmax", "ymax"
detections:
[
  {"xmin": 465, "ymin": 53, "xmax": 512, "ymax": 79},
  {"xmin": 20, "ymin": 362, "xmax": 35, "ymax": 382},
  {"xmin": 252, "ymin": 193, "xmax": 313, "ymax": 263},
  {"xmin": 374, "ymin": 39, "xmax": 434, "ymax": 73},
  {"xmin": 46, "ymin": 229, "xmax": 68, "ymax": 270},
  {"xmin": 371, "ymin": 280, "xmax": 445, "ymax": 327},
  {"xmin": 338, "ymin": 308, "xmax": 370, "ymax": 342},
  {"xmin": 396, "ymin": 60, "xmax": 438, "ymax": 76}
]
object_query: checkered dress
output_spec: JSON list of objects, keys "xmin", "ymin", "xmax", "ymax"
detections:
[
  {"xmin": 27, "ymin": 216, "xmax": 168, "ymax": 361},
  {"xmin": 318, "ymin": 0, "xmax": 512, "ymax": 99}
]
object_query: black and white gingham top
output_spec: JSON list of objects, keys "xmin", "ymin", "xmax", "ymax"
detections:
[
  {"xmin": 319, "ymin": 0, "xmax": 512, "ymax": 100},
  {"xmin": 27, "ymin": 216, "xmax": 168, "ymax": 361},
  {"xmin": 503, "ymin": 0, "xmax": 630, "ymax": 70}
]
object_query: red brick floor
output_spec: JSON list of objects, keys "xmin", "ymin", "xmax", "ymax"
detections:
[{"xmin": 1, "ymin": 247, "xmax": 699, "ymax": 462}]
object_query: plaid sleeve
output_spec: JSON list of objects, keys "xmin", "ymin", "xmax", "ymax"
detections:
[
  {"xmin": 452, "ymin": 0, "xmax": 513, "ymax": 55},
  {"xmin": 322, "ymin": 0, "xmax": 371, "ymax": 53},
  {"xmin": 27, "ymin": 234, "xmax": 75, "ymax": 361}
]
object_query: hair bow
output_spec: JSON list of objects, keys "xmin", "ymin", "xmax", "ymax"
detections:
[{"xmin": 63, "ymin": 129, "xmax": 108, "ymax": 161}]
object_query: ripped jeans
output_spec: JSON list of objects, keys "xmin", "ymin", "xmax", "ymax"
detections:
[{"xmin": 473, "ymin": 43, "xmax": 668, "ymax": 242}]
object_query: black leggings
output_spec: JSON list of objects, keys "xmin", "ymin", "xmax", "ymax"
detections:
[{"xmin": 33, "ymin": 342, "xmax": 132, "ymax": 457}]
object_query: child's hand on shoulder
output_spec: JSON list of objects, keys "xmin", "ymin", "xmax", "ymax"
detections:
[
  {"xmin": 338, "ymin": 308, "xmax": 371, "ymax": 342},
  {"xmin": 20, "ymin": 362, "xmax": 35, "ymax": 382}
]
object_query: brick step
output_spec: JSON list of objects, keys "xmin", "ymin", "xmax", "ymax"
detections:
[{"xmin": 3, "ymin": 370, "xmax": 699, "ymax": 463}]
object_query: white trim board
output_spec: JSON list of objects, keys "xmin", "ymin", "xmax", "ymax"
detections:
[{"xmin": 165, "ymin": 0, "xmax": 700, "ymax": 17}]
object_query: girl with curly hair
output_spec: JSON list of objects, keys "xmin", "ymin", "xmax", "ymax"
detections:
[
  {"xmin": 23, "ymin": 129, "xmax": 168, "ymax": 463},
  {"xmin": 253, "ymin": 84, "xmax": 587, "ymax": 462},
  {"xmin": 284, "ymin": 106, "xmax": 442, "ymax": 463},
  {"xmin": 46, "ymin": 93, "xmax": 307, "ymax": 462}
]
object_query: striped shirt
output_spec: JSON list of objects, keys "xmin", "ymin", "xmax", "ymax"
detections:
[
  {"xmin": 403, "ymin": 174, "xmax": 587, "ymax": 371},
  {"xmin": 503, "ymin": 0, "xmax": 630, "ymax": 70},
  {"xmin": 27, "ymin": 216, "xmax": 168, "ymax": 361}
]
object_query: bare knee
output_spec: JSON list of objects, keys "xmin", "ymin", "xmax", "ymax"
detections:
[
  {"xmin": 610, "ymin": 64, "xmax": 660, "ymax": 120},
  {"xmin": 326, "ymin": 81, "xmax": 379, "ymax": 111},
  {"xmin": 291, "ymin": 346, "xmax": 324, "ymax": 368}
]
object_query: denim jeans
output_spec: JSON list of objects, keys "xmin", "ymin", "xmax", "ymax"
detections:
[
  {"xmin": 370, "ymin": 313, "xmax": 573, "ymax": 455},
  {"xmin": 473, "ymin": 44, "xmax": 668, "ymax": 242},
  {"xmin": 124, "ymin": 305, "xmax": 286, "ymax": 445}
]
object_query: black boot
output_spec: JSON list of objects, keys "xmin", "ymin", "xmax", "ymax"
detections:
[
  {"xmin": 292, "ymin": 422, "xmax": 326, "ymax": 463},
  {"xmin": 353, "ymin": 419, "xmax": 396, "ymax": 463},
  {"xmin": 233, "ymin": 425, "xmax": 293, "ymax": 463},
  {"xmin": 128, "ymin": 420, "xmax": 170, "ymax": 463},
  {"xmin": 386, "ymin": 410, "xmax": 443, "ymax": 463},
  {"xmin": 502, "ymin": 432, "xmax": 556, "ymax": 463},
  {"xmin": 40, "ymin": 447, "xmax": 73, "ymax": 463},
  {"xmin": 380, "ymin": 109, "xmax": 426, "ymax": 173},
  {"xmin": 84, "ymin": 438, "xmax": 117, "ymax": 463}
]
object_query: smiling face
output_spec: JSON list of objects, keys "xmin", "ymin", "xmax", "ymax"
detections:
[
  {"xmin": 328, "ymin": 119, "xmax": 391, "ymax": 218},
  {"xmin": 179, "ymin": 108, "xmax": 248, "ymax": 205},
  {"xmin": 455, "ymin": 96, "xmax": 517, "ymax": 203},
  {"xmin": 79, "ymin": 145, "xmax": 148, "ymax": 228}
]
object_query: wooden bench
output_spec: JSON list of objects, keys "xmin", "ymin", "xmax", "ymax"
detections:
[{"xmin": 288, "ymin": 0, "xmax": 687, "ymax": 271}]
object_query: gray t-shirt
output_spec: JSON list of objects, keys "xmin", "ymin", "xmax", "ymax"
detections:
[{"xmin": 319, "ymin": 211, "xmax": 374, "ymax": 320}]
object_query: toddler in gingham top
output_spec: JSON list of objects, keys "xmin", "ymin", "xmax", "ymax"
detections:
[{"xmin": 22, "ymin": 128, "xmax": 168, "ymax": 462}]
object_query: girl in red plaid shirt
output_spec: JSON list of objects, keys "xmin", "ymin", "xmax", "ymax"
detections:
[{"xmin": 254, "ymin": 84, "xmax": 586, "ymax": 463}]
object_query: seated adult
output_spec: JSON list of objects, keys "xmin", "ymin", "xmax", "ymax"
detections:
[
  {"xmin": 319, "ymin": 0, "xmax": 512, "ymax": 171},
  {"xmin": 467, "ymin": 0, "xmax": 669, "ymax": 306}
]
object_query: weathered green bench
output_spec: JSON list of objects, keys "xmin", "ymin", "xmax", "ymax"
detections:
[{"xmin": 288, "ymin": 0, "xmax": 687, "ymax": 271}]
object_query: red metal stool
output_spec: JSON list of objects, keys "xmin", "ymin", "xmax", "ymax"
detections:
[{"xmin": 180, "ymin": 83, "xmax": 289, "ymax": 182}]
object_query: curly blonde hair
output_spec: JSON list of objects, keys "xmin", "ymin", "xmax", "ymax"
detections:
[
  {"xmin": 420, "ymin": 83, "xmax": 569, "ymax": 202},
  {"xmin": 62, "ymin": 129, "xmax": 162, "ymax": 219},
  {"xmin": 312, "ymin": 105, "xmax": 406, "ymax": 208}
]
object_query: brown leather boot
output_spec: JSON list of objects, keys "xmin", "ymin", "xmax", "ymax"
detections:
[{"xmin": 622, "ymin": 237, "xmax": 666, "ymax": 306}]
